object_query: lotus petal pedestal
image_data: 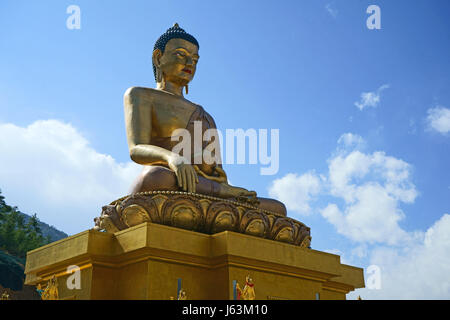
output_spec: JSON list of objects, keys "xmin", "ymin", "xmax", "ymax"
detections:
[{"xmin": 94, "ymin": 191, "xmax": 312, "ymax": 248}]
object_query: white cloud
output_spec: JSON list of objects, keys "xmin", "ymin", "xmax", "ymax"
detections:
[
  {"xmin": 328, "ymin": 150, "xmax": 417, "ymax": 203},
  {"xmin": 324, "ymin": 248, "xmax": 342, "ymax": 256},
  {"xmin": 0, "ymin": 120, "xmax": 141, "ymax": 234},
  {"xmin": 268, "ymin": 172, "xmax": 321, "ymax": 216},
  {"xmin": 324, "ymin": 149, "xmax": 417, "ymax": 245},
  {"xmin": 351, "ymin": 244, "xmax": 368, "ymax": 259},
  {"xmin": 269, "ymin": 131, "xmax": 449, "ymax": 299},
  {"xmin": 270, "ymin": 132, "xmax": 417, "ymax": 246},
  {"xmin": 349, "ymin": 214, "xmax": 450, "ymax": 299},
  {"xmin": 337, "ymin": 133, "xmax": 366, "ymax": 151},
  {"xmin": 354, "ymin": 84, "xmax": 390, "ymax": 111},
  {"xmin": 321, "ymin": 187, "xmax": 410, "ymax": 245},
  {"xmin": 323, "ymin": 248, "xmax": 352, "ymax": 265},
  {"xmin": 427, "ymin": 106, "xmax": 450, "ymax": 134}
]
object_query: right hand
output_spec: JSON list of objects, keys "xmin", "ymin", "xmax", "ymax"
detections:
[{"xmin": 167, "ymin": 154, "xmax": 199, "ymax": 193}]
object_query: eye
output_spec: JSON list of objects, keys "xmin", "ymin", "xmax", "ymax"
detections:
[{"xmin": 175, "ymin": 51, "xmax": 186, "ymax": 57}]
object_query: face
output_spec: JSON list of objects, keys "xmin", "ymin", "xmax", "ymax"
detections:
[{"xmin": 156, "ymin": 38, "xmax": 199, "ymax": 86}]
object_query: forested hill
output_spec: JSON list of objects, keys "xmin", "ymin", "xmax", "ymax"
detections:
[
  {"xmin": 0, "ymin": 188, "xmax": 68, "ymax": 297},
  {"xmin": 19, "ymin": 212, "xmax": 68, "ymax": 243},
  {"xmin": 0, "ymin": 189, "xmax": 68, "ymax": 249}
]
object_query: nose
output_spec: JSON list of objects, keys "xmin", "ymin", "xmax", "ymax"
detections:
[{"xmin": 185, "ymin": 56, "xmax": 194, "ymax": 67}]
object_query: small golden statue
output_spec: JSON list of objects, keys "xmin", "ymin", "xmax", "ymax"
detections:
[
  {"xmin": 1, "ymin": 291, "xmax": 10, "ymax": 300},
  {"xmin": 178, "ymin": 288, "xmax": 187, "ymax": 300},
  {"xmin": 236, "ymin": 275, "xmax": 256, "ymax": 300},
  {"xmin": 37, "ymin": 275, "xmax": 59, "ymax": 300}
]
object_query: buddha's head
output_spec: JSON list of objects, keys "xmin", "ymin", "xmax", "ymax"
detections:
[{"xmin": 152, "ymin": 23, "xmax": 199, "ymax": 89}]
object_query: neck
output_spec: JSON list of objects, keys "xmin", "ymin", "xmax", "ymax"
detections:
[{"xmin": 157, "ymin": 80, "xmax": 185, "ymax": 97}]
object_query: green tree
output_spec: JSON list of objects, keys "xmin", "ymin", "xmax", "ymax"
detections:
[
  {"xmin": 0, "ymin": 188, "xmax": 12, "ymax": 214},
  {"xmin": 0, "ymin": 189, "xmax": 50, "ymax": 258}
]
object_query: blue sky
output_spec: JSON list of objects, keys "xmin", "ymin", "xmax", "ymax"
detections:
[{"xmin": 1, "ymin": 0, "xmax": 449, "ymax": 299}]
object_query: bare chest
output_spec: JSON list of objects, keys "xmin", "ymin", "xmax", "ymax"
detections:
[{"xmin": 151, "ymin": 95, "xmax": 197, "ymax": 138}]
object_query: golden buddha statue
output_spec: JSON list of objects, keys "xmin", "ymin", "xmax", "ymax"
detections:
[
  {"xmin": 94, "ymin": 24, "xmax": 311, "ymax": 248},
  {"xmin": 124, "ymin": 23, "xmax": 286, "ymax": 216}
]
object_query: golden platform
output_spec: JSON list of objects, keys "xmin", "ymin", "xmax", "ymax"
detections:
[{"xmin": 24, "ymin": 222, "xmax": 364, "ymax": 300}]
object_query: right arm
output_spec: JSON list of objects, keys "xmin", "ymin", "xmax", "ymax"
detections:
[{"xmin": 124, "ymin": 87, "xmax": 198, "ymax": 192}]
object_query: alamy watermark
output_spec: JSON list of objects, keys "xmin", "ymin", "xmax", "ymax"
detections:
[
  {"xmin": 171, "ymin": 122, "xmax": 280, "ymax": 175},
  {"xmin": 65, "ymin": 5, "xmax": 381, "ymax": 31},
  {"xmin": 365, "ymin": 264, "xmax": 381, "ymax": 290},
  {"xmin": 367, "ymin": 5, "xmax": 381, "ymax": 30},
  {"xmin": 66, "ymin": 265, "xmax": 81, "ymax": 290},
  {"xmin": 66, "ymin": 5, "xmax": 81, "ymax": 30}
]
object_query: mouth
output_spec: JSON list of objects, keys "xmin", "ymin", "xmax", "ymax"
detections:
[{"xmin": 182, "ymin": 68, "xmax": 192, "ymax": 74}]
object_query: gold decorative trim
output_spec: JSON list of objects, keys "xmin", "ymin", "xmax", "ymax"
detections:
[
  {"xmin": 95, "ymin": 191, "xmax": 311, "ymax": 247},
  {"xmin": 267, "ymin": 295, "xmax": 290, "ymax": 300},
  {"xmin": 322, "ymin": 281, "xmax": 355, "ymax": 294},
  {"xmin": 110, "ymin": 191, "xmax": 284, "ymax": 217}
]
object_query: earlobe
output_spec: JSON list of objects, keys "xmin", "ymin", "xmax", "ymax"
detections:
[{"xmin": 156, "ymin": 67, "xmax": 163, "ymax": 83}]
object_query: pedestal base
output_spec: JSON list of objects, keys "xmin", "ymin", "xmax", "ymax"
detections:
[{"xmin": 25, "ymin": 222, "xmax": 364, "ymax": 300}]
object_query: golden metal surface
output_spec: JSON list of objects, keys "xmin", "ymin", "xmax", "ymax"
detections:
[{"xmin": 25, "ymin": 223, "xmax": 365, "ymax": 300}]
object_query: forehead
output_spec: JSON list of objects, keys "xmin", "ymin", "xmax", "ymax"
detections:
[{"xmin": 165, "ymin": 38, "xmax": 199, "ymax": 55}]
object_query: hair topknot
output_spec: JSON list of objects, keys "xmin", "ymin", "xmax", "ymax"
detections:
[{"xmin": 152, "ymin": 23, "xmax": 199, "ymax": 82}]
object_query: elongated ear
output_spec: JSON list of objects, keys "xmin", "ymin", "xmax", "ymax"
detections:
[
  {"xmin": 152, "ymin": 49, "xmax": 163, "ymax": 83},
  {"xmin": 152, "ymin": 49, "xmax": 162, "ymax": 68}
]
